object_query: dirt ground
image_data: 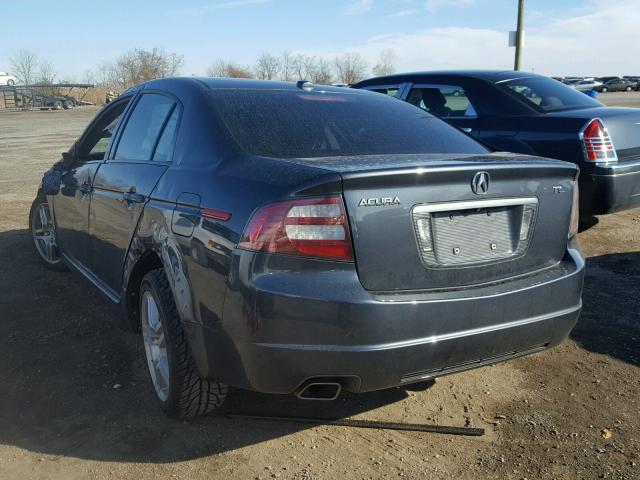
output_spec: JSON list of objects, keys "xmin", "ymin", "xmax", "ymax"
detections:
[{"xmin": 0, "ymin": 94, "xmax": 638, "ymax": 480}]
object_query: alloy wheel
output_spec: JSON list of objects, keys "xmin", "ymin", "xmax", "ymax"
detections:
[
  {"xmin": 141, "ymin": 291, "xmax": 170, "ymax": 402},
  {"xmin": 31, "ymin": 202, "xmax": 60, "ymax": 264}
]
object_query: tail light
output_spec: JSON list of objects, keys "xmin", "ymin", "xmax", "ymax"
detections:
[
  {"xmin": 568, "ymin": 181, "xmax": 579, "ymax": 238},
  {"xmin": 238, "ymin": 195, "xmax": 354, "ymax": 261},
  {"xmin": 580, "ymin": 118, "xmax": 617, "ymax": 162}
]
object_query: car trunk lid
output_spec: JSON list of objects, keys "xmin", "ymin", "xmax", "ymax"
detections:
[
  {"xmin": 291, "ymin": 152, "xmax": 577, "ymax": 291},
  {"xmin": 547, "ymin": 106, "xmax": 640, "ymax": 160}
]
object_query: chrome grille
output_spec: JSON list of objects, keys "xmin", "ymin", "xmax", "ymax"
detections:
[{"xmin": 412, "ymin": 197, "xmax": 538, "ymax": 268}]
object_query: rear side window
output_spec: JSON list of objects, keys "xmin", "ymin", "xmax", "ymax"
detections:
[
  {"xmin": 406, "ymin": 85, "xmax": 477, "ymax": 117},
  {"xmin": 210, "ymin": 89, "xmax": 488, "ymax": 159},
  {"xmin": 500, "ymin": 77, "xmax": 602, "ymax": 112},
  {"xmin": 153, "ymin": 107, "xmax": 180, "ymax": 162},
  {"xmin": 369, "ymin": 86, "xmax": 400, "ymax": 98},
  {"xmin": 114, "ymin": 93, "xmax": 175, "ymax": 161}
]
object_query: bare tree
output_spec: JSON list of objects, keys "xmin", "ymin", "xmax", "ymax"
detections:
[
  {"xmin": 255, "ymin": 52, "xmax": 280, "ymax": 80},
  {"xmin": 334, "ymin": 52, "xmax": 368, "ymax": 85},
  {"xmin": 125, "ymin": 48, "xmax": 184, "ymax": 83},
  {"xmin": 279, "ymin": 51, "xmax": 296, "ymax": 82},
  {"xmin": 207, "ymin": 60, "xmax": 253, "ymax": 79},
  {"xmin": 372, "ymin": 49, "xmax": 397, "ymax": 77},
  {"xmin": 10, "ymin": 49, "xmax": 38, "ymax": 85},
  {"xmin": 82, "ymin": 69, "xmax": 96, "ymax": 85},
  {"xmin": 291, "ymin": 54, "xmax": 304, "ymax": 81},
  {"xmin": 291, "ymin": 54, "xmax": 324, "ymax": 81},
  {"xmin": 95, "ymin": 61, "xmax": 121, "ymax": 90},
  {"xmin": 38, "ymin": 60, "xmax": 56, "ymax": 84},
  {"xmin": 310, "ymin": 57, "xmax": 334, "ymax": 85},
  {"xmin": 95, "ymin": 48, "xmax": 185, "ymax": 91}
]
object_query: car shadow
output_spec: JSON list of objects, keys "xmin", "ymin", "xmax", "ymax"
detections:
[
  {"xmin": 578, "ymin": 214, "xmax": 599, "ymax": 232},
  {"xmin": 570, "ymin": 251, "xmax": 640, "ymax": 366},
  {"xmin": 0, "ymin": 229, "xmax": 428, "ymax": 463}
]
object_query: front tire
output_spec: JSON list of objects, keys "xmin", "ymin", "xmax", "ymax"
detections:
[
  {"xmin": 626, "ymin": 86, "xmax": 632, "ymax": 92},
  {"xmin": 7, "ymin": 79, "xmax": 15, "ymax": 86},
  {"xmin": 29, "ymin": 196, "xmax": 66, "ymax": 271},
  {"xmin": 601, "ymin": 87, "xmax": 608, "ymax": 92},
  {"xmin": 140, "ymin": 269, "xmax": 228, "ymax": 418}
]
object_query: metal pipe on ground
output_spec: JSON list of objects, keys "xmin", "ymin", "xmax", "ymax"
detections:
[{"xmin": 227, "ymin": 414, "xmax": 485, "ymax": 437}]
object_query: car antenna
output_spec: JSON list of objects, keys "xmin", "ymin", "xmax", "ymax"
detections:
[{"xmin": 296, "ymin": 80, "xmax": 314, "ymax": 91}]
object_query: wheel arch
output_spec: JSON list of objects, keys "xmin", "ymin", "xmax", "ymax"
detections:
[
  {"xmin": 124, "ymin": 249, "xmax": 164, "ymax": 332},
  {"xmin": 122, "ymin": 203, "xmax": 198, "ymax": 334}
]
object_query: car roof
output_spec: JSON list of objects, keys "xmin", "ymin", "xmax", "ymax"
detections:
[
  {"xmin": 136, "ymin": 76, "xmax": 354, "ymax": 94},
  {"xmin": 355, "ymin": 70, "xmax": 548, "ymax": 87}
]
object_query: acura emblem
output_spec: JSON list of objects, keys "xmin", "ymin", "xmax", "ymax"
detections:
[{"xmin": 471, "ymin": 172, "xmax": 490, "ymax": 195}]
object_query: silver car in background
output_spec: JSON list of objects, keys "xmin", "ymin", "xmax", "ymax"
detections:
[{"xmin": 571, "ymin": 80, "xmax": 602, "ymax": 92}]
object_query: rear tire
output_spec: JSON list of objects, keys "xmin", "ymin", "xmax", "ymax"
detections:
[
  {"xmin": 626, "ymin": 86, "xmax": 632, "ymax": 92},
  {"xmin": 7, "ymin": 79, "xmax": 15, "ymax": 86},
  {"xmin": 140, "ymin": 268, "xmax": 228, "ymax": 418},
  {"xmin": 601, "ymin": 87, "xmax": 608, "ymax": 92}
]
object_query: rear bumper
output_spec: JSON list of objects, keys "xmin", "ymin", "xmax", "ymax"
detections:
[
  {"xmin": 187, "ymin": 243, "xmax": 584, "ymax": 394},
  {"xmin": 580, "ymin": 160, "xmax": 640, "ymax": 214}
]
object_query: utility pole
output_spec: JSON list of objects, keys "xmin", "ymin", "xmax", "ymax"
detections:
[{"xmin": 514, "ymin": 0, "xmax": 525, "ymax": 70}]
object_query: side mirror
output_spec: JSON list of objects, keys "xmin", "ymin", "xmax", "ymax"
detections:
[{"xmin": 61, "ymin": 142, "xmax": 79, "ymax": 167}]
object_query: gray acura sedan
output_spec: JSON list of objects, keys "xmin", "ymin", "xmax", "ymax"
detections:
[{"xmin": 30, "ymin": 78, "xmax": 584, "ymax": 418}]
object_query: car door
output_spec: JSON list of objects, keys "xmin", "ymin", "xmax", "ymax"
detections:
[
  {"xmin": 52, "ymin": 98, "xmax": 129, "ymax": 269},
  {"xmin": 401, "ymin": 83, "xmax": 483, "ymax": 137},
  {"xmin": 90, "ymin": 92, "xmax": 180, "ymax": 296}
]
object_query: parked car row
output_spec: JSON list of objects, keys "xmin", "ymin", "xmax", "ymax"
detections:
[
  {"xmin": 557, "ymin": 75, "xmax": 639, "ymax": 92},
  {"xmin": 594, "ymin": 78, "xmax": 638, "ymax": 92},
  {"xmin": 28, "ymin": 70, "xmax": 638, "ymax": 418}
]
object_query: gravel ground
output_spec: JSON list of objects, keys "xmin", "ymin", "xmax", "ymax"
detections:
[{"xmin": 0, "ymin": 96, "xmax": 638, "ymax": 480}]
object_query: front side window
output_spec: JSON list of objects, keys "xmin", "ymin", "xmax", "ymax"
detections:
[
  {"xmin": 406, "ymin": 85, "xmax": 477, "ymax": 117},
  {"xmin": 78, "ymin": 100, "xmax": 128, "ymax": 160},
  {"xmin": 500, "ymin": 77, "xmax": 602, "ymax": 112},
  {"xmin": 114, "ymin": 93, "xmax": 175, "ymax": 161},
  {"xmin": 210, "ymin": 89, "xmax": 488, "ymax": 159}
]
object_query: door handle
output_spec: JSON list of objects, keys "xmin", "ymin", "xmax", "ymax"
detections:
[
  {"xmin": 461, "ymin": 127, "xmax": 473, "ymax": 133},
  {"xmin": 122, "ymin": 191, "xmax": 145, "ymax": 204}
]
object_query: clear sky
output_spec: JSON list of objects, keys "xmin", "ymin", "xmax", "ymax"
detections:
[{"xmin": 1, "ymin": 0, "xmax": 639, "ymax": 80}]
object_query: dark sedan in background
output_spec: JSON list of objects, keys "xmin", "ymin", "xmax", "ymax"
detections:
[
  {"xmin": 594, "ymin": 78, "xmax": 638, "ymax": 92},
  {"xmin": 354, "ymin": 71, "xmax": 640, "ymax": 215},
  {"xmin": 31, "ymin": 78, "xmax": 583, "ymax": 418}
]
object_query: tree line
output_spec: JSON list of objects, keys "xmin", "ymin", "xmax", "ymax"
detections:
[{"xmin": 8, "ymin": 47, "xmax": 397, "ymax": 92}]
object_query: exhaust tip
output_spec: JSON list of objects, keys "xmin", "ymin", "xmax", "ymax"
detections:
[{"xmin": 296, "ymin": 382, "xmax": 342, "ymax": 401}]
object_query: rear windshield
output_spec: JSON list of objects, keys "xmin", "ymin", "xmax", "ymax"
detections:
[
  {"xmin": 499, "ymin": 77, "xmax": 602, "ymax": 112},
  {"xmin": 209, "ymin": 89, "xmax": 488, "ymax": 158}
]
